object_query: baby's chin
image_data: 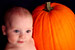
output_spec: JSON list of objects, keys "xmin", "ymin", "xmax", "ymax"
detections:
[{"xmin": 15, "ymin": 43, "xmax": 25, "ymax": 48}]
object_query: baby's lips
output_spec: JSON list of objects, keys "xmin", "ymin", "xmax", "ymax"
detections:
[{"xmin": 17, "ymin": 41, "xmax": 24, "ymax": 43}]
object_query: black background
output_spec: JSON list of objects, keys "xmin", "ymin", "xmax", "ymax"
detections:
[
  {"xmin": 0, "ymin": 0, "xmax": 75, "ymax": 13},
  {"xmin": 0, "ymin": 0, "xmax": 75, "ymax": 50}
]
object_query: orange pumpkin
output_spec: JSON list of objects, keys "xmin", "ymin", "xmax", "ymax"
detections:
[{"xmin": 32, "ymin": 2, "xmax": 75, "ymax": 50}]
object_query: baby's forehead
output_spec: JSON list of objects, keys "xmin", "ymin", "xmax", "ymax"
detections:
[{"xmin": 6, "ymin": 14, "xmax": 33, "ymax": 28}]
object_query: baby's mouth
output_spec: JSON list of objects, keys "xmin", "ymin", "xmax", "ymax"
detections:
[{"xmin": 17, "ymin": 41, "xmax": 24, "ymax": 43}]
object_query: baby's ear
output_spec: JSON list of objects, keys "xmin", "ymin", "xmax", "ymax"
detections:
[{"xmin": 2, "ymin": 25, "xmax": 7, "ymax": 35}]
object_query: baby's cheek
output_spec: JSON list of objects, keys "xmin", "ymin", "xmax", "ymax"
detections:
[
  {"xmin": 26, "ymin": 34, "xmax": 32, "ymax": 40},
  {"xmin": 29, "ymin": 32, "xmax": 32, "ymax": 37},
  {"xmin": 8, "ymin": 36, "xmax": 18, "ymax": 44}
]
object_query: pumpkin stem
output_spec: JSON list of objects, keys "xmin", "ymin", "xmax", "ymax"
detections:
[{"xmin": 44, "ymin": 2, "xmax": 53, "ymax": 12}]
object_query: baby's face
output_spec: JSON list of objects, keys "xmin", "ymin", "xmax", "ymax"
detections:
[{"xmin": 6, "ymin": 14, "xmax": 33, "ymax": 46}]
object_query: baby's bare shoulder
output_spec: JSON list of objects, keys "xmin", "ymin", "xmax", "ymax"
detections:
[{"xmin": 24, "ymin": 38, "xmax": 36, "ymax": 50}]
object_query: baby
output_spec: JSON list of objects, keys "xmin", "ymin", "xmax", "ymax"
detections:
[{"xmin": 2, "ymin": 7, "xmax": 36, "ymax": 50}]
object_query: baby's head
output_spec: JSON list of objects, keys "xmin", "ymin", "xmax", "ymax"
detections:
[{"xmin": 2, "ymin": 7, "xmax": 33, "ymax": 45}]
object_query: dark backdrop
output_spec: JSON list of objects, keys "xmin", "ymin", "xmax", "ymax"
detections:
[
  {"xmin": 0, "ymin": 0, "xmax": 75, "ymax": 13},
  {"xmin": 0, "ymin": 0, "xmax": 75, "ymax": 50}
]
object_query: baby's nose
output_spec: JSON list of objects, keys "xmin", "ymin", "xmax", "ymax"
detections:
[{"xmin": 19, "ymin": 33, "xmax": 26, "ymax": 39}]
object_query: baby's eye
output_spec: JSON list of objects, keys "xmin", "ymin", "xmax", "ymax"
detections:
[
  {"xmin": 14, "ymin": 30, "xmax": 20, "ymax": 33},
  {"xmin": 26, "ymin": 30, "xmax": 31, "ymax": 33}
]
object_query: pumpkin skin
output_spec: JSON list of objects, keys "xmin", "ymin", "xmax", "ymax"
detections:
[{"xmin": 32, "ymin": 2, "xmax": 75, "ymax": 50}]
